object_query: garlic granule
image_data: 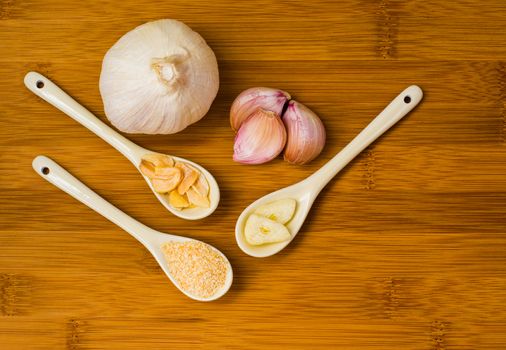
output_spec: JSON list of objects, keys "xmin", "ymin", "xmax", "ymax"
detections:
[
  {"xmin": 99, "ymin": 19, "xmax": 219, "ymax": 134},
  {"xmin": 162, "ymin": 241, "xmax": 228, "ymax": 299}
]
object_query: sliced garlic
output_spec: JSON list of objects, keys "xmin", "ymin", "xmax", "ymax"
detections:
[
  {"xmin": 186, "ymin": 187, "xmax": 210, "ymax": 208},
  {"xmin": 139, "ymin": 159, "xmax": 157, "ymax": 178},
  {"xmin": 230, "ymin": 87, "xmax": 290, "ymax": 131},
  {"xmin": 233, "ymin": 109, "xmax": 287, "ymax": 164},
  {"xmin": 139, "ymin": 154, "xmax": 210, "ymax": 210},
  {"xmin": 175, "ymin": 162, "xmax": 199, "ymax": 195},
  {"xmin": 191, "ymin": 174, "xmax": 210, "ymax": 197},
  {"xmin": 168, "ymin": 190, "xmax": 190, "ymax": 208},
  {"xmin": 254, "ymin": 198, "xmax": 297, "ymax": 224},
  {"xmin": 142, "ymin": 154, "xmax": 174, "ymax": 168},
  {"xmin": 151, "ymin": 168, "xmax": 182, "ymax": 193},
  {"xmin": 282, "ymin": 101, "xmax": 326, "ymax": 165},
  {"xmin": 154, "ymin": 166, "xmax": 180, "ymax": 178},
  {"xmin": 244, "ymin": 214, "xmax": 291, "ymax": 246},
  {"xmin": 140, "ymin": 155, "xmax": 175, "ymax": 178}
]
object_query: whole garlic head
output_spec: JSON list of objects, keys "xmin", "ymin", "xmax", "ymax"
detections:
[{"xmin": 99, "ymin": 19, "xmax": 219, "ymax": 134}]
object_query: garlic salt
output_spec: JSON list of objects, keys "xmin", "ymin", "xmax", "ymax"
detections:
[
  {"xmin": 161, "ymin": 241, "xmax": 228, "ymax": 299},
  {"xmin": 99, "ymin": 19, "xmax": 219, "ymax": 134},
  {"xmin": 282, "ymin": 101, "xmax": 326, "ymax": 165},
  {"xmin": 230, "ymin": 87, "xmax": 290, "ymax": 131},
  {"xmin": 233, "ymin": 109, "xmax": 287, "ymax": 164}
]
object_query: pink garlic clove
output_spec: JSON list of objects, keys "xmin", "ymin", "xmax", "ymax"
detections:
[
  {"xmin": 230, "ymin": 87, "xmax": 290, "ymax": 132},
  {"xmin": 282, "ymin": 100, "xmax": 326, "ymax": 165},
  {"xmin": 233, "ymin": 109, "xmax": 287, "ymax": 165}
]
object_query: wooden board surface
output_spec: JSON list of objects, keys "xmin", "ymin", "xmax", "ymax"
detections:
[{"xmin": 1, "ymin": 0, "xmax": 506, "ymax": 348}]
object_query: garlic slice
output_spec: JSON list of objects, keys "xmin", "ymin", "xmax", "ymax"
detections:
[
  {"xmin": 244, "ymin": 214, "xmax": 291, "ymax": 246},
  {"xmin": 175, "ymin": 162, "xmax": 199, "ymax": 195},
  {"xmin": 191, "ymin": 174, "xmax": 210, "ymax": 197},
  {"xmin": 154, "ymin": 166, "xmax": 179, "ymax": 178},
  {"xmin": 139, "ymin": 153, "xmax": 211, "ymax": 209},
  {"xmin": 186, "ymin": 187, "xmax": 210, "ymax": 208},
  {"xmin": 254, "ymin": 198, "xmax": 297, "ymax": 224},
  {"xmin": 233, "ymin": 109, "xmax": 287, "ymax": 164},
  {"xmin": 168, "ymin": 190, "xmax": 190, "ymax": 209},
  {"xmin": 142, "ymin": 154, "xmax": 174, "ymax": 168},
  {"xmin": 151, "ymin": 168, "xmax": 182, "ymax": 193},
  {"xmin": 139, "ymin": 159, "xmax": 157, "ymax": 178}
]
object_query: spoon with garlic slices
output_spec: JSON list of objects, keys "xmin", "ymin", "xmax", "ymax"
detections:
[{"xmin": 25, "ymin": 72, "xmax": 219, "ymax": 220}]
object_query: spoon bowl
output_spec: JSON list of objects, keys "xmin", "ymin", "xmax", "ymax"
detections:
[
  {"xmin": 141, "ymin": 153, "xmax": 220, "ymax": 220},
  {"xmin": 33, "ymin": 155, "xmax": 232, "ymax": 301},
  {"xmin": 236, "ymin": 85, "xmax": 423, "ymax": 257},
  {"xmin": 236, "ymin": 181, "xmax": 316, "ymax": 257},
  {"xmin": 142, "ymin": 230, "xmax": 233, "ymax": 301},
  {"xmin": 25, "ymin": 71, "xmax": 219, "ymax": 220}
]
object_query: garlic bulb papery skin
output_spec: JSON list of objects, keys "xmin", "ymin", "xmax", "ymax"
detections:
[
  {"xmin": 230, "ymin": 87, "xmax": 290, "ymax": 132},
  {"xmin": 282, "ymin": 101, "xmax": 326, "ymax": 165},
  {"xmin": 233, "ymin": 109, "xmax": 287, "ymax": 164},
  {"xmin": 99, "ymin": 19, "xmax": 219, "ymax": 134}
]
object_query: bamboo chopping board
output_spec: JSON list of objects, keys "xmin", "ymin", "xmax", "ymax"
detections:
[{"xmin": 1, "ymin": 0, "xmax": 506, "ymax": 349}]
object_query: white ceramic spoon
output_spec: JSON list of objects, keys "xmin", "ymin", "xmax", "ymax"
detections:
[
  {"xmin": 236, "ymin": 85, "xmax": 423, "ymax": 257},
  {"xmin": 24, "ymin": 72, "xmax": 219, "ymax": 221},
  {"xmin": 32, "ymin": 155, "xmax": 232, "ymax": 301}
]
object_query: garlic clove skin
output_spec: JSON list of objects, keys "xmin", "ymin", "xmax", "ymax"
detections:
[
  {"xmin": 230, "ymin": 87, "xmax": 290, "ymax": 132},
  {"xmin": 233, "ymin": 109, "xmax": 287, "ymax": 165},
  {"xmin": 282, "ymin": 100, "xmax": 326, "ymax": 165}
]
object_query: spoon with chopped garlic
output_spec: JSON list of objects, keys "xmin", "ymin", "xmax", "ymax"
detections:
[
  {"xmin": 24, "ymin": 72, "xmax": 219, "ymax": 221},
  {"xmin": 236, "ymin": 86, "xmax": 423, "ymax": 257},
  {"xmin": 32, "ymin": 155, "xmax": 232, "ymax": 301}
]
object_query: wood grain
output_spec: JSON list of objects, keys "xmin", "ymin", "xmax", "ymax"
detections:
[{"xmin": 1, "ymin": 0, "xmax": 506, "ymax": 349}]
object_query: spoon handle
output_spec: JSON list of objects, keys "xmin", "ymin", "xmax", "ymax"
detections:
[
  {"xmin": 308, "ymin": 85, "xmax": 423, "ymax": 191},
  {"xmin": 24, "ymin": 72, "xmax": 145, "ymax": 164},
  {"xmin": 32, "ymin": 155, "xmax": 157, "ymax": 246}
]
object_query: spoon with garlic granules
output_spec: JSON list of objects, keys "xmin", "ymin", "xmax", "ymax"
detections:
[
  {"xmin": 236, "ymin": 86, "xmax": 423, "ymax": 257},
  {"xmin": 24, "ymin": 72, "xmax": 219, "ymax": 220},
  {"xmin": 32, "ymin": 155, "xmax": 232, "ymax": 301}
]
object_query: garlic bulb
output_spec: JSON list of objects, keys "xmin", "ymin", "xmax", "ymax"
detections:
[
  {"xmin": 99, "ymin": 19, "xmax": 219, "ymax": 134},
  {"xmin": 282, "ymin": 101, "xmax": 326, "ymax": 165},
  {"xmin": 230, "ymin": 87, "xmax": 290, "ymax": 131},
  {"xmin": 233, "ymin": 109, "xmax": 287, "ymax": 164}
]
